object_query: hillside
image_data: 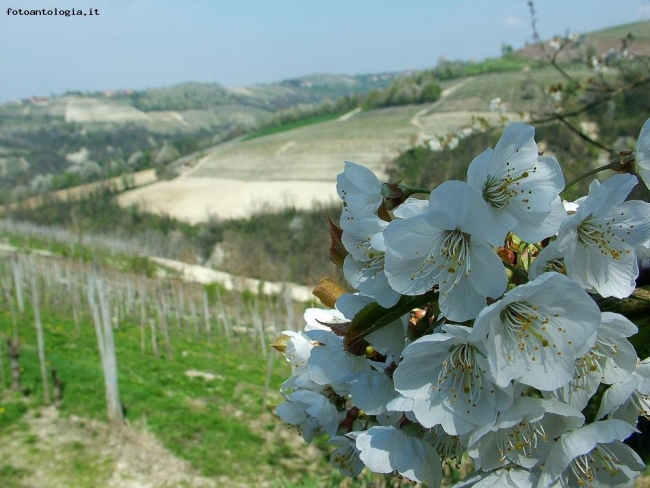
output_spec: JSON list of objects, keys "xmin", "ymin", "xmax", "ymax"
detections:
[
  {"xmin": 0, "ymin": 73, "xmax": 401, "ymax": 204},
  {"xmin": 116, "ymin": 83, "xmax": 506, "ymax": 223},
  {"xmin": 514, "ymin": 19, "xmax": 650, "ymax": 61}
]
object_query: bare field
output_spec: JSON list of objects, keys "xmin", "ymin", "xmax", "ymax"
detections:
[
  {"xmin": 117, "ymin": 176, "xmax": 339, "ymax": 224},
  {"xmin": 65, "ymin": 98, "xmax": 152, "ymax": 123}
]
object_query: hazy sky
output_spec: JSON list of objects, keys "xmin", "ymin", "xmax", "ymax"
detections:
[{"xmin": 1, "ymin": 0, "xmax": 649, "ymax": 103}]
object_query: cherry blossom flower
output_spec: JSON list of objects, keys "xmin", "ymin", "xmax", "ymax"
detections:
[
  {"xmin": 276, "ymin": 389, "xmax": 345, "ymax": 442},
  {"xmin": 537, "ymin": 420, "xmax": 644, "ymax": 488},
  {"xmin": 466, "ymin": 397, "xmax": 584, "ymax": 470},
  {"xmin": 275, "ymin": 117, "xmax": 650, "ymax": 486},
  {"xmin": 467, "ymin": 122, "xmax": 565, "ymax": 245},
  {"xmin": 337, "ymin": 161, "xmax": 383, "ymax": 220},
  {"xmin": 340, "ymin": 213, "xmax": 399, "ymax": 307},
  {"xmin": 470, "ymin": 273, "xmax": 601, "ymax": 391},
  {"xmin": 328, "ymin": 435, "xmax": 364, "ymax": 477},
  {"xmin": 548, "ymin": 312, "xmax": 638, "ymax": 411},
  {"xmin": 355, "ymin": 425, "xmax": 442, "ymax": 485},
  {"xmin": 553, "ymin": 173, "xmax": 650, "ymax": 298},
  {"xmin": 393, "ymin": 325, "xmax": 512, "ymax": 435},
  {"xmin": 306, "ymin": 329, "xmax": 371, "ymax": 395},
  {"xmin": 636, "ymin": 116, "xmax": 650, "ymax": 189},
  {"xmin": 384, "ymin": 180, "xmax": 507, "ymax": 321},
  {"xmin": 596, "ymin": 357, "xmax": 650, "ymax": 425}
]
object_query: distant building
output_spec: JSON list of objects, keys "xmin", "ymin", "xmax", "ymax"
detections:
[{"xmin": 30, "ymin": 97, "xmax": 50, "ymax": 105}]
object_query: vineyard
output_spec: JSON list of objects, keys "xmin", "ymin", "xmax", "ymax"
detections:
[{"xmin": 0, "ymin": 234, "xmax": 354, "ymax": 486}]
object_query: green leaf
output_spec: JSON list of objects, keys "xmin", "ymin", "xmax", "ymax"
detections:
[{"xmin": 344, "ymin": 290, "xmax": 438, "ymax": 352}]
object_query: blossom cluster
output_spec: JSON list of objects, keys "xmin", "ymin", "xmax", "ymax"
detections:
[{"xmin": 275, "ymin": 118, "xmax": 650, "ymax": 487}]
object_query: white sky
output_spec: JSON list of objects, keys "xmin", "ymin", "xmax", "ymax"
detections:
[{"xmin": 1, "ymin": 0, "xmax": 649, "ymax": 103}]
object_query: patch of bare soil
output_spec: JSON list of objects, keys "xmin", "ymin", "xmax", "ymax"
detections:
[
  {"xmin": 0, "ymin": 404, "xmax": 333, "ymax": 488},
  {"xmin": 0, "ymin": 406, "xmax": 220, "ymax": 488}
]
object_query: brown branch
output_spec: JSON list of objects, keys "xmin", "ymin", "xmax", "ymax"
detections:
[
  {"xmin": 532, "ymin": 76, "xmax": 650, "ymax": 124},
  {"xmin": 556, "ymin": 114, "xmax": 612, "ymax": 152}
]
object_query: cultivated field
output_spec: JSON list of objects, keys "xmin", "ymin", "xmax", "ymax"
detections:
[
  {"xmin": 117, "ymin": 80, "xmax": 506, "ymax": 224},
  {"xmin": 65, "ymin": 98, "xmax": 152, "ymax": 123}
]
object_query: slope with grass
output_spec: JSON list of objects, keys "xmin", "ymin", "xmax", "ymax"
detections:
[
  {"xmin": 0, "ymin": 245, "xmax": 344, "ymax": 487},
  {"xmin": 116, "ymin": 85, "xmax": 504, "ymax": 224}
]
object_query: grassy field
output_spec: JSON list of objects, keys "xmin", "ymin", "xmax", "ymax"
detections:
[
  {"xmin": 585, "ymin": 20, "xmax": 650, "ymax": 41},
  {"xmin": 190, "ymin": 103, "xmax": 501, "ymax": 182},
  {"xmin": 434, "ymin": 65, "xmax": 611, "ymax": 113},
  {"xmin": 0, "ymin": 249, "xmax": 356, "ymax": 487}
]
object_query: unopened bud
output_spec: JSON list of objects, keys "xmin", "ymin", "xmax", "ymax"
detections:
[
  {"xmin": 271, "ymin": 334, "xmax": 291, "ymax": 354},
  {"xmin": 381, "ymin": 182, "xmax": 413, "ymax": 211},
  {"xmin": 312, "ymin": 277, "xmax": 345, "ymax": 309},
  {"xmin": 497, "ymin": 247, "xmax": 516, "ymax": 264}
]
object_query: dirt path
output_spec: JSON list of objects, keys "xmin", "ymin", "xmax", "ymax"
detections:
[
  {"xmin": 0, "ymin": 406, "xmax": 222, "ymax": 488},
  {"xmin": 410, "ymin": 78, "xmax": 473, "ymax": 131}
]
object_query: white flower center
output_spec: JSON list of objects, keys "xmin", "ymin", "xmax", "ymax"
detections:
[
  {"xmin": 438, "ymin": 230, "xmax": 471, "ymax": 287},
  {"xmin": 331, "ymin": 443, "xmax": 359, "ymax": 475},
  {"xmin": 575, "ymin": 336, "xmax": 620, "ymax": 384},
  {"xmin": 569, "ymin": 444, "xmax": 622, "ymax": 484},
  {"xmin": 430, "ymin": 430, "xmax": 464, "ymax": 468},
  {"xmin": 544, "ymin": 258, "xmax": 566, "ymax": 274},
  {"xmin": 496, "ymin": 420, "xmax": 548, "ymax": 464},
  {"xmin": 435, "ymin": 344, "xmax": 486, "ymax": 407},
  {"xmin": 483, "ymin": 166, "xmax": 535, "ymax": 209},
  {"xmin": 361, "ymin": 250, "xmax": 385, "ymax": 276},
  {"xmin": 500, "ymin": 301, "xmax": 562, "ymax": 362},
  {"xmin": 577, "ymin": 214, "xmax": 632, "ymax": 260}
]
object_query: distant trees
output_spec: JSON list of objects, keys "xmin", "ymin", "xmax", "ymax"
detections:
[
  {"xmin": 362, "ymin": 74, "xmax": 442, "ymax": 110},
  {"xmin": 252, "ymin": 95, "xmax": 363, "ymax": 134}
]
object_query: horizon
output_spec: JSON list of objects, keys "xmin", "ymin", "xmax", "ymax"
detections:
[{"xmin": 1, "ymin": 0, "xmax": 649, "ymax": 104}]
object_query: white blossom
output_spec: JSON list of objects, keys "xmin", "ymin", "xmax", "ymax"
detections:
[
  {"xmin": 466, "ymin": 397, "xmax": 584, "ymax": 470},
  {"xmin": 337, "ymin": 161, "xmax": 383, "ymax": 219},
  {"xmin": 636, "ymin": 116, "xmax": 650, "ymax": 189},
  {"xmin": 597, "ymin": 357, "xmax": 650, "ymax": 425},
  {"xmin": 538, "ymin": 420, "xmax": 644, "ymax": 488},
  {"xmin": 554, "ymin": 174, "xmax": 650, "ymax": 298},
  {"xmin": 306, "ymin": 329, "xmax": 370, "ymax": 395},
  {"xmin": 384, "ymin": 180, "xmax": 507, "ymax": 321},
  {"xmin": 548, "ymin": 312, "xmax": 638, "ymax": 410},
  {"xmin": 341, "ymin": 213, "xmax": 399, "ymax": 307},
  {"xmin": 393, "ymin": 325, "xmax": 511, "ymax": 435},
  {"xmin": 276, "ymin": 389, "xmax": 344, "ymax": 442},
  {"xmin": 467, "ymin": 122, "xmax": 565, "ymax": 245},
  {"xmin": 329, "ymin": 435, "xmax": 364, "ymax": 477},
  {"xmin": 355, "ymin": 426, "xmax": 442, "ymax": 485},
  {"xmin": 470, "ymin": 273, "xmax": 601, "ymax": 391}
]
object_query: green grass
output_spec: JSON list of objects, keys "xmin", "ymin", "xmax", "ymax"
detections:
[
  {"xmin": 436, "ymin": 65, "xmax": 617, "ymax": 113},
  {"xmin": 586, "ymin": 20, "xmax": 650, "ymax": 41},
  {"xmin": 0, "ymin": 305, "xmax": 304, "ymax": 482},
  {"xmin": 193, "ymin": 105, "xmax": 425, "ymax": 181}
]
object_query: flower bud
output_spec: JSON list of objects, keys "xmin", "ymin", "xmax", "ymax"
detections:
[{"xmin": 312, "ymin": 277, "xmax": 345, "ymax": 309}]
